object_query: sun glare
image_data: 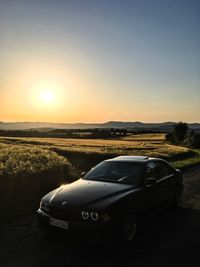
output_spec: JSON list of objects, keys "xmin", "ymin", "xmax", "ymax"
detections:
[
  {"xmin": 30, "ymin": 80, "xmax": 66, "ymax": 113},
  {"xmin": 40, "ymin": 90, "xmax": 54, "ymax": 103}
]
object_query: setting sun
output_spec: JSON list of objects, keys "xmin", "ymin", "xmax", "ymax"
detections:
[
  {"xmin": 21, "ymin": 80, "xmax": 71, "ymax": 121},
  {"xmin": 40, "ymin": 90, "xmax": 54, "ymax": 103},
  {"xmin": 30, "ymin": 80, "xmax": 65, "ymax": 109}
]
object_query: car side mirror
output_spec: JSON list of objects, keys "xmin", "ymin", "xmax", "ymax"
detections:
[
  {"xmin": 80, "ymin": 171, "xmax": 86, "ymax": 178},
  {"xmin": 175, "ymin": 169, "xmax": 181, "ymax": 174},
  {"xmin": 175, "ymin": 169, "xmax": 182, "ymax": 178},
  {"xmin": 145, "ymin": 177, "xmax": 157, "ymax": 186}
]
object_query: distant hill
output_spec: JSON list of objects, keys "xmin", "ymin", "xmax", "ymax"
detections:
[{"xmin": 0, "ymin": 121, "xmax": 200, "ymax": 131}]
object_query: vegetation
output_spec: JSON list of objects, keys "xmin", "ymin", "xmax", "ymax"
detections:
[
  {"xmin": 0, "ymin": 143, "xmax": 71, "ymax": 218},
  {"xmin": 184, "ymin": 130, "xmax": 200, "ymax": 148},
  {"xmin": 0, "ymin": 133, "xmax": 197, "ymax": 171},
  {"xmin": 166, "ymin": 122, "xmax": 200, "ymax": 148},
  {"xmin": 0, "ymin": 134, "xmax": 189, "ymax": 163},
  {"xmin": 170, "ymin": 149, "xmax": 200, "ymax": 170},
  {"xmin": 0, "ymin": 128, "xmax": 128, "ymax": 139}
]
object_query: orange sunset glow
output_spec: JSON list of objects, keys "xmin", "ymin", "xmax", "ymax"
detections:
[{"xmin": 0, "ymin": 1, "xmax": 199, "ymax": 123}]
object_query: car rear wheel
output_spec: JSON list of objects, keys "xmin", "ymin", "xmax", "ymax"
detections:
[{"xmin": 121, "ymin": 210, "xmax": 137, "ymax": 242}]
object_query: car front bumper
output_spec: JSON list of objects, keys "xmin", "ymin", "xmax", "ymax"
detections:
[{"xmin": 37, "ymin": 209, "xmax": 114, "ymax": 236}]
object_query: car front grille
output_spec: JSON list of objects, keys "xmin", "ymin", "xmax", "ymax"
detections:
[{"xmin": 49, "ymin": 205, "xmax": 80, "ymax": 221}]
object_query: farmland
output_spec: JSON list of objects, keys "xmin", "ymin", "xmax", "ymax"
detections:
[
  {"xmin": 0, "ymin": 133, "xmax": 197, "ymax": 168},
  {"xmin": 0, "ymin": 133, "xmax": 190, "ymax": 159},
  {"xmin": 0, "ymin": 133, "xmax": 200, "ymax": 218},
  {"xmin": 0, "ymin": 133, "xmax": 199, "ymax": 170}
]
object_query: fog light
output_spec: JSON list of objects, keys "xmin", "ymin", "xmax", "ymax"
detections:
[
  {"xmin": 91, "ymin": 212, "xmax": 99, "ymax": 221},
  {"xmin": 82, "ymin": 211, "xmax": 89, "ymax": 220},
  {"xmin": 102, "ymin": 214, "xmax": 111, "ymax": 222}
]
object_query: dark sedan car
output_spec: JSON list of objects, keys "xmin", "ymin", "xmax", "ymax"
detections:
[{"xmin": 37, "ymin": 156, "xmax": 184, "ymax": 241}]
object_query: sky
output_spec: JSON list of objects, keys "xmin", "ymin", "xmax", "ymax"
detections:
[{"xmin": 0, "ymin": 0, "xmax": 199, "ymax": 123}]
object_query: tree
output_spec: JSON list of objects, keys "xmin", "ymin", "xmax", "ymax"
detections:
[
  {"xmin": 166, "ymin": 132, "xmax": 174, "ymax": 143},
  {"xmin": 166, "ymin": 122, "xmax": 200, "ymax": 148},
  {"xmin": 173, "ymin": 122, "xmax": 189, "ymax": 145},
  {"xmin": 183, "ymin": 130, "xmax": 195, "ymax": 147},
  {"xmin": 184, "ymin": 130, "xmax": 200, "ymax": 148},
  {"xmin": 192, "ymin": 133, "xmax": 200, "ymax": 148}
]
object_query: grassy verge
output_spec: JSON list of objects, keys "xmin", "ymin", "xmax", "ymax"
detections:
[{"xmin": 170, "ymin": 149, "xmax": 200, "ymax": 170}]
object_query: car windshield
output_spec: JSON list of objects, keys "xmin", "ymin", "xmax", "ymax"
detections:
[{"xmin": 84, "ymin": 161, "xmax": 144, "ymax": 185}]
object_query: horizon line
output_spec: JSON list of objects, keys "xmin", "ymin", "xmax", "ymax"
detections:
[{"xmin": 1, "ymin": 120, "xmax": 200, "ymax": 124}]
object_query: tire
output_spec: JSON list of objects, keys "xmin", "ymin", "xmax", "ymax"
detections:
[{"xmin": 121, "ymin": 210, "xmax": 137, "ymax": 242}]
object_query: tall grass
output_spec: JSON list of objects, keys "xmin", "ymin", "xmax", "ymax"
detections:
[
  {"xmin": 0, "ymin": 143, "xmax": 71, "ymax": 218},
  {"xmin": 1, "ymin": 136, "xmax": 191, "ymax": 174}
]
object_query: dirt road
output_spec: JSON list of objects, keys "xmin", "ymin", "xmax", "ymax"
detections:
[{"xmin": 0, "ymin": 166, "xmax": 200, "ymax": 267}]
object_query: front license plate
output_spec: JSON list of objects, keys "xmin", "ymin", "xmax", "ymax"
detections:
[{"xmin": 50, "ymin": 217, "xmax": 68, "ymax": 230}]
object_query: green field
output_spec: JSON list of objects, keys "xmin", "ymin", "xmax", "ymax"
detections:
[{"xmin": 0, "ymin": 134, "xmax": 200, "ymax": 218}]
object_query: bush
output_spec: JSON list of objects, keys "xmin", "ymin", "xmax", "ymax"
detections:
[
  {"xmin": 184, "ymin": 130, "xmax": 200, "ymax": 148},
  {"xmin": 166, "ymin": 122, "xmax": 200, "ymax": 149},
  {"xmin": 0, "ymin": 143, "xmax": 71, "ymax": 218}
]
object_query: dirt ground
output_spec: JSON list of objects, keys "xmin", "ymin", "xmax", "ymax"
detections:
[{"xmin": 0, "ymin": 166, "xmax": 200, "ymax": 267}]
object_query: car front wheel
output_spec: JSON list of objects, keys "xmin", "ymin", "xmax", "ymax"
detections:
[{"xmin": 121, "ymin": 210, "xmax": 137, "ymax": 242}]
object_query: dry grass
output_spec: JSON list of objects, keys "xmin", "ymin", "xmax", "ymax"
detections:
[
  {"xmin": 0, "ymin": 142, "xmax": 71, "ymax": 218},
  {"xmin": 0, "ymin": 135, "xmax": 188, "ymax": 159},
  {"xmin": 0, "ymin": 143, "xmax": 70, "ymax": 177},
  {"xmin": 120, "ymin": 133, "xmax": 166, "ymax": 141},
  {"xmin": 1, "ymin": 134, "xmax": 195, "ymax": 172}
]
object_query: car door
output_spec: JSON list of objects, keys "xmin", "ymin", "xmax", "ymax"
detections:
[
  {"xmin": 156, "ymin": 161, "xmax": 177, "ymax": 205},
  {"xmin": 140, "ymin": 160, "xmax": 161, "ymax": 217}
]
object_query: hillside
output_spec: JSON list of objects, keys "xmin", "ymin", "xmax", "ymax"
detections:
[{"xmin": 0, "ymin": 121, "xmax": 200, "ymax": 131}]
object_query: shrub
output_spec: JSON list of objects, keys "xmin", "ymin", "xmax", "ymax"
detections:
[{"xmin": 184, "ymin": 130, "xmax": 200, "ymax": 148}]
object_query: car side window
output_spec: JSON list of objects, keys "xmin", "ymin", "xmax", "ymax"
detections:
[
  {"xmin": 145, "ymin": 161, "xmax": 160, "ymax": 180},
  {"xmin": 158, "ymin": 162, "xmax": 174, "ymax": 179}
]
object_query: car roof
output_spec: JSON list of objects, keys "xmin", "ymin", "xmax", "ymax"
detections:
[{"xmin": 106, "ymin": 155, "xmax": 159, "ymax": 163}]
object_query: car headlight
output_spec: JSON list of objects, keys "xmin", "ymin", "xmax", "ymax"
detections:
[
  {"xmin": 81, "ymin": 211, "xmax": 99, "ymax": 221},
  {"xmin": 91, "ymin": 212, "xmax": 99, "ymax": 221},
  {"xmin": 40, "ymin": 201, "xmax": 50, "ymax": 212},
  {"xmin": 81, "ymin": 211, "xmax": 90, "ymax": 220}
]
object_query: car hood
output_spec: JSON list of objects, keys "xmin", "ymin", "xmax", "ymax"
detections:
[{"xmin": 49, "ymin": 179, "xmax": 136, "ymax": 209}]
